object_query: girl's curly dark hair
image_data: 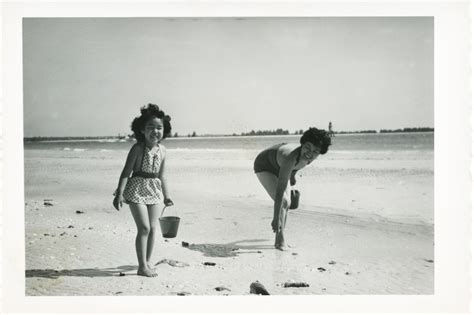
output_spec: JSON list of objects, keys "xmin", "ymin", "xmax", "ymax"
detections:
[
  {"xmin": 131, "ymin": 103, "xmax": 172, "ymax": 142},
  {"xmin": 300, "ymin": 127, "xmax": 331, "ymax": 154}
]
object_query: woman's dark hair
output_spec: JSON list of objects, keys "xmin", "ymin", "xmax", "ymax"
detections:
[
  {"xmin": 131, "ymin": 103, "xmax": 172, "ymax": 142},
  {"xmin": 300, "ymin": 127, "xmax": 331, "ymax": 154}
]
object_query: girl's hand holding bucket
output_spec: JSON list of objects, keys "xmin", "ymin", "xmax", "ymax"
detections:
[{"xmin": 164, "ymin": 197, "xmax": 174, "ymax": 207}]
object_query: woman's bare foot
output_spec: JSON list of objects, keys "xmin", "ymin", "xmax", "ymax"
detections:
[
  {"xmin": 137, "ymin": 266, "xmax": 158, "ymax": 277},
  {"xmin": 275, "ymin": 232, "xmax": 288, "ymax": 251}
]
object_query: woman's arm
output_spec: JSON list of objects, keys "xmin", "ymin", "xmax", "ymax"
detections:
[
  {"xmin": 273, "ymin": 151, "xmax": 297, "ymax": 231},
  {"xmin": 290, "ymin": 170, "xmax": 298, "ymax": 186}
]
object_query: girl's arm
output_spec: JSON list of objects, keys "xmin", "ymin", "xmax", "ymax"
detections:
[
  {"xmin": 113, "ymin": 143, "xmax": 140, "ymax": 210},
  {"xmin": 158, "ymin": 145, "xmax": 173, "ymax": 206}
]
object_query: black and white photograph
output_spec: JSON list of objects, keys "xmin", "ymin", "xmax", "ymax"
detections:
[{"xmin": 2, "ymin": 0, "xmax": 471, "ymax": 313}]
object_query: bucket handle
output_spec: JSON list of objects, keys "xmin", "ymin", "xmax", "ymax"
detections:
[
  {"xmin": 160, "ymin": 205, "xmax": 168, "ymax": 218},
  {"xmin": 160, "ymin": 205, "xmax": 176, "ymax": 218}
]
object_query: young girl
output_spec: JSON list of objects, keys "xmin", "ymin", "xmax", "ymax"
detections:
[
  {"xmin": 253, "ymin": 128, "xmax": 331, "ymax": 250},
  {"xmin": 113, "ymin": 104, "xmax": 174, "ymax": 277}
]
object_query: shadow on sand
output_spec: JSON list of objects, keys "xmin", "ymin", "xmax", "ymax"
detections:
[
  {"xmin": 25, "ymin": 265, "xmax": 137, "ymax": 279},
  {"xmin": 185, "ymin": 239, "xmax": 274, "ymax": 257}
]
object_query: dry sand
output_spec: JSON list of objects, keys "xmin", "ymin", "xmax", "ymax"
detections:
[{"xmin": 24, "ymin": 149, "xmax": 434, "ymax": 296}]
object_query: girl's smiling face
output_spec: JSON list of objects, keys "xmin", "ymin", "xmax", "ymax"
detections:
[
  {"xmin": 141, "ymin": 117, "xmax": 164, "ymax": 146},
  {"xmin": 300, "ymin": 141, "xmax": 321, "ymax": 164}
]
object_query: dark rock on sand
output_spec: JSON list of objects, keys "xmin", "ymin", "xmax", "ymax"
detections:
[
  {"xmin": 176, "ymin": 291, "xmax": 191, "ymax": 296},
  {"xmin": 328, "ymin": 260, "xmax": 336, "ymax": 265},
  {"xmin": 203, "ymin": 262, "xmax": 216, "ymax": 266},
  {"xmin": 75, "ymin": 210, "xmax": 85, "ymax": 214},
  {"xmin": 215, "ymin": 286, "xmax": 231, "ymax": 292},
  {"xmin": 250, "ymin": 281, "xmax": 270, "ymax": 295},
  {"xmin": 424, "ymin": 259, "xmax": 434, "ymax": 263},
  {"xmin": 283, "ymin": 282, "xmax": 310, "ymax": 288},
  {"xmin": 317, "ymin": 267, "xmax": 326, "ymax": 272},
  {"xmin": 182, "ymin": 241, "xmax": 189, "ymax": 247},
  {"xmin": 44, "ymin": 202, "xmax": 54, "ymax": 206},
  {"xmin": 119, "ymin": 272, "xmax": 125, "ymax": 276}
]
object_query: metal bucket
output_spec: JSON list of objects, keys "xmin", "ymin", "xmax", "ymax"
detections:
[
  {"xmin": 159, "ymin": 216, "xmax": 180, "ymax": 238},
  {"xmin": 289, "ymin": 189, "xmax": 300, "ymax": 210}
]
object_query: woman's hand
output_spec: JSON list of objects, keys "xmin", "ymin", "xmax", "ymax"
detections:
[
  {"xmin": 164, "ymin": 197, "xmax": 174, "ymax": 207},
  {"xmin": 113, "ymin": 194, "xmax": 124, "ymax": 211},
  {"xmin": 271, "ymin": 216, "xmax": 280, "ymax": 233}
]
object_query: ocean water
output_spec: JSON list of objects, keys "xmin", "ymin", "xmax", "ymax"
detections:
[
  {"xmin": 24, "ymin": 133, "xmax": 434, "ymax": 225},
  {"xmin": 24, "ymin": 132, "xmax": 433, "ymax": 154}
]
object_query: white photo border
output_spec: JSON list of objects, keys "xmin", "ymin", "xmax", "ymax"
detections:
[{"xmin": 2, "ymin": 0, "xmax": 471, "ymax": 313}]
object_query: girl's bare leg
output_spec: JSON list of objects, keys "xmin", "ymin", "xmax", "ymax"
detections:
[
  {"xmin": 146, "ymin": 204, "xmax": 161, "ymax": 269},
  {"xmin": 129, "ymin": 203, "xmax": 157, "ymax": 277},
  {"xmin": 256, "ymin": 172, "xmax": 291, "ymax": 250}
]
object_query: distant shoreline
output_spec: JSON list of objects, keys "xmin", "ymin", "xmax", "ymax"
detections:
[{"xmin": 24, "ymin": 130, "xmax": 434, "ymax": 143}]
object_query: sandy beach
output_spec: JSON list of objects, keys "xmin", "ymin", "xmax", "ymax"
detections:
[{"xmin": 24, "ymin": 144, "xmax": 434, "ymax": 296}]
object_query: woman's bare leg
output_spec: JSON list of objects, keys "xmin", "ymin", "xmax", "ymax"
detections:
[{"xmin": 256, "ymin": 172, "xmax": 291, "ymax": 250}]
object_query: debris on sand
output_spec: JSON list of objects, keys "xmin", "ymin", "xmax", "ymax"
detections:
[
  {"xmin": 250, "ymin": 281, "xmax": 270, "ymax": 295},
  {"xmin": 283, "ymin": 282, "xmax": 310, "ymax": 288},
  {"xmin": 317, "ymin": 267, "xmax": 326, "ymax": 272},
  {"xmin": 345, "ymin": 272, "xmax": 351, "ymax": 275},
  {"xmin": 155, "ymin": 259, "xmax": 190, "ymax": 268},
  {"xmin": 328, "ymin": 260, "xmax": 336, "ymax": 265},
  {"xmin": 203, "ymin": 262, "xmax": 216, "ymax": 266},
  {"xmin": 176, "ymin": 291, "xmax": 191, "ymax": 296},
  {"xmin": 215, "ymin": 286, "xmax": 231, "ymax": 292},
  {"xmin": 292, "ymin": 252, "xmax": 298, "ymax": 256},
  {"xmin": 44, "ymin": 201, "xmax": 54, "ymax": 206},
  {"xmin": 181, "ymin": 241, "xmax": 189, "ymax": 247},
  {"xmin": 59, "ymin": 232, "xmax": 67, "ymax": 236},
  {"xmin": 424, "ymin": 259, "xmax": 434, "ymax": 263},
  {"xmin": 119, "ymin": 272, "xmax": 125, "ymax": 276},
  {"xmin": 67, "ymin": 225, "xmax": 74, "ymax": 228},
  {"xmin": 75, "ymin": 210, "xmax": 85, "ymax": 214}
]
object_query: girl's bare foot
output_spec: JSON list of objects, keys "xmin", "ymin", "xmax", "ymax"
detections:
[
  {"xmin": 137, "ymin": 266, "xmax": 158, "ymax": 277},
  {"xmin": 146, "ymin": 262, "xmax": 156, "ymax": 271}
]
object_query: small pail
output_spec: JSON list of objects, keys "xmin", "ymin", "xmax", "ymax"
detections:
[
  {"xmin": 159, "ymin": 216, "xmax": 180, "ymax": 238},
  {"xmin": 290, "ymin": 189, "xmax": 300, "ymax": 210}
]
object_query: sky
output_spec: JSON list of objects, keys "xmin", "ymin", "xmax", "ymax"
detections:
[{"xmin": 22, "ymin": 17, "xmax": 433, "ymax": 137}]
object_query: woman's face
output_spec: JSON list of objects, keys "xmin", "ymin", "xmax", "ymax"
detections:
[
  {"xmin": 300, "ymin": 141, "xmax": 321, "ymax": 164},
  {"xmin": 141, "ymin": 117, "xmax": 164, "ymax": 145}
]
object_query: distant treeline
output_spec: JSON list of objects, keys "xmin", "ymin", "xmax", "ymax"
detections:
[
  {"xmin": 379, "ymin": 127, "xmax": 434, "ymax": 133},
  {"xmin": 24, "ymin": 127, "xmax": 434, "ymax": 141},
  {"xmin": 24, "ymin": 135, "xmax": 126, "ymax": 142},
  {"xmin": 239, "ymin": 129, "xmax": 293, "ymax": 136},
  {"xmin": 335, "ymin": 130, "xmax": 377, "ymax": 134}
]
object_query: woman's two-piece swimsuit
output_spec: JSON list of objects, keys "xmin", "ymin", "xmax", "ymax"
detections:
[
  {"xmin": 123, "ymin": 144, "xmax": 164, "ymax": 205},
  {"xmin": 253, "ymin": 143, "xmax": 299, "ymax": 178}
]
